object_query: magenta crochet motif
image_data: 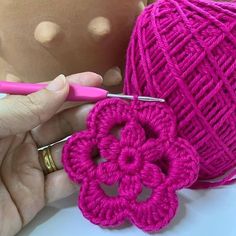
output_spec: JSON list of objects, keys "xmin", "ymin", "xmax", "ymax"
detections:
[
  {"xmin": 62, "ymin": 99, "xmax": 199, "ymax": 232},
  {"xmin": 124, "ymin": 0, "xmax": 236, "ymax": 186}
]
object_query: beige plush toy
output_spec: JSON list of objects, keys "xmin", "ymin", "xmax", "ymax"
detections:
[{"xmin": 0, "ymin": 0, "xmax": 153, "ymax": 88}]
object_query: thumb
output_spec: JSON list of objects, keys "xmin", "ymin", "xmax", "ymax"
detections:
[{"xmin": 0, "ymin": 74, "xmax": 69, "ymax": 137}]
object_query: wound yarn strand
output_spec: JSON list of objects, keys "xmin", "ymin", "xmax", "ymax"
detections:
[{"xmin": 124, "ymin": 0, "xmax": 236, "ymax": 186}]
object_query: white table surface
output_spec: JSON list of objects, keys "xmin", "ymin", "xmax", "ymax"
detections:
[{"xmin": 18, "ymin": 186, "xmax": 236, "ymax": 236}]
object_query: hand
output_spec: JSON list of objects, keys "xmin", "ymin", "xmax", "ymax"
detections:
[{"xmin": 0, "ymin": 72, "xmax": 103, "ymax": 236}]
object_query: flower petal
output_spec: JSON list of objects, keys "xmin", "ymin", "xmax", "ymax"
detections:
[
  {"xmin": 129, "ymin": 186, "xmax": 178, "ymax": 232},
  {"xmin": 165, "ymin": 138, "xmax": 200, "ymax": 189},
  {"xmin": 134, "ymin": 101, "xmax": 176, "ymax": 141},
  {"xmin": 119, "ymin": 175, "xmax": 142, "ymax": 200},
  {"xmin": 98, "ymin": 135, "xmax": 120, "ymax": 161},
  {"xmin": 141, "ymin": 163, "xmax": 165, "ymax": 188},
  {"xmin": 79, "ymin": 181, "xmax": 128, "ymax": 227},
  {"xmin": 120, "ymin": 121, "xmax": 146, "ymax": 148},
  {"xmin": 62, "ymin": 131, "xmax": 98, "ymax": 183},
  {"xmin": 86, "ymin": 98, "xmax": 131, "ymax": 137},
  {"xmin": 97, "ymin": 162, "xmax": 121, "ymax": 185},
  {"xmin": 141, "ymin": 140, "xmax": 164, "ymax": 162}
]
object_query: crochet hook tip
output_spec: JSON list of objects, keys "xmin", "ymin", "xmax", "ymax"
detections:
[
  {"xmin": 138, "ymin": 96, "xmax": 166, "ymax": 102},
  {"xmin": 107, "ymin": 94, "xmax": 165, "ymax": 103}
]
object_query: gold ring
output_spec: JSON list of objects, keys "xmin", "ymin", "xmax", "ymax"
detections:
[{"xmin": 40, "ymin": 146, "xmax": 57, "ymax": 174}]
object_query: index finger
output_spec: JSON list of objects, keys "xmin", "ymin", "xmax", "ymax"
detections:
[
  {"xmin": 1, "ymin": 72, "xmax": 103, "ymax": 112},
  {"xmin": 41, "ymin": 72, "xmax": 103, "ymax": 87},
  {"xmin": 44, "ymin": 72, "xmax": 103, "ymax": 112}
]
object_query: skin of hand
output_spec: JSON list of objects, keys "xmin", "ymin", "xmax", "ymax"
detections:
[{"xmin": 0, "ymin": 72, "xmax": 103, "ymax": 236}]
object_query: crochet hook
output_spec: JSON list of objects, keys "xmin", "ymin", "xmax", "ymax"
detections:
[{"xmin": 0, "ymin": 81, "xmax": 165, "ymax": 102}]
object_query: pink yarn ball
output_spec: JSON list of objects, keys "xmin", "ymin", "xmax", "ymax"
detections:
[{"xmin": 124, "ymin": 0, "xmax": 236, "ymax": 182}]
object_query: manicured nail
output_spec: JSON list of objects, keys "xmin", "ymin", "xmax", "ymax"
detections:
[{"xmin": 47, "ymin": 74, "xmax": 66, "ymax": 91}]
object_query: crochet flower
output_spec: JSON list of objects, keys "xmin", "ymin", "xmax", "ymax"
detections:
[{"xmin": 62, "ymin": 99, "xmax": 199, "ymax": 232}]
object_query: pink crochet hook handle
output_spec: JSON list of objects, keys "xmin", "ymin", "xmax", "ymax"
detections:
[
  {"xmin": 0, "ymin": 81, "xmax": 108, "ymax": 101},
  {"xmin": 0, "ymin": 81, "xmax": 165, "ymax": 102}
]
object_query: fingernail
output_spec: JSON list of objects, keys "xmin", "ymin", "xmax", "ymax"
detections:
[
  {"xmin": 67, "ymin": 72, "xmax": 103, "ymax": 83},
  {"xmin": 97, "ymin": 74, "xmax": 103, "ymax": 82},
  {"xmin": 47, "ymin": 74, "xmax": 66, "ymax": 91},
  {"xmin": 96, "ymin": 74, "xmax": 103, "ymax": 85}
]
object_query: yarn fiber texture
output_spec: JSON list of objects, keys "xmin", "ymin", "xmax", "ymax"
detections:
[
  {"xmin": 124, "ymin": 0, "xmax": 236, "ymax": 183},
  {"xmin": 62, "ymin": 99, "xmax": 199, "ymax": 232},
  {"xmin": 62, "ymin": 0, "xmax": 236, "ymax": 231}
]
